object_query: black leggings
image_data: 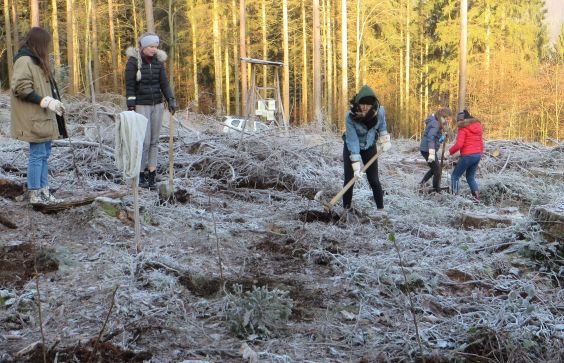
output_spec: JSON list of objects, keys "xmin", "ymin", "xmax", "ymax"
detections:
[
  {"xmin": 420, "ymin": 150, "xmax": 441, "ymax": 191},
  {"xmin": 343, "ymin": 145, "xmax": 384, "ymax": 209}
]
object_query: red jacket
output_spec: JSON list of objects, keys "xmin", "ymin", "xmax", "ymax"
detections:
[{"xmin": 449, "ymin": 118, "xmax": 483, "ymax": 155}]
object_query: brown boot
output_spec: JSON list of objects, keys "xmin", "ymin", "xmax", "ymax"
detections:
[{"xmin": 471, "ymin": 191, "xmax": 480, "ymax": 203}]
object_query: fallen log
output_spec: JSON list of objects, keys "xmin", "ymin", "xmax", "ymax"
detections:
[
  {"xmin": 32, "ymin": 189, "xmax": 126, "ymax": 214},
  {"xmin": 0, "ymin": 176, "xmax": 26, "ymax": 199},
  {"xmin": 0, "ymin": 213, "xmax": 17, "ymax": 229}
]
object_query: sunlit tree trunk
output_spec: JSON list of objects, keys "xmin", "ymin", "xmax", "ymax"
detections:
[
  {"xmin": 261, "ymin": 0, "xmax": 267, "ymax": 87},
  {"xmin": 485, "ymin": 0, "xmax": 491, "ymax": 72},
  {"xmin": 30, "ymin": 0, "xmax": 39, "ymax": 26},
  {"xmin": 313, "ymin": 0, "xmax": 322, "ymax": 125},
  {"xmin": 168, "ymin": 0, "xmax": 176, "ymax": 90},
  {"xmin": 332, "ymin": 1, "xmax": 338, "ymax": 122},
  {"xmin": 301, "ymin": 1, "xmax": 308, "ymax": 122},
  {"xmin": 405, "ymin": 0, "xmax": 411, "ymax": 135},
  {"xmin": 189, "ymin": 0, "xmax": 198, "ymax": 111},
  {"xmin": 131, "ymin": 0, "xmax": 139, "ymax": 40},
  {"xmin": 225, "ymin": 47, "xmax": 230, "ymax": 114},
  {"xmin": 84, "ymin": 0, "xmax": 93, "ymax": 97},
  {"xmin": 355, "ymin": 0, "xmax": 360, "ymax": 91},
  {"xmin": 213, "ymin": 0, "xmax": 223, "ymax": 113},
  {"xmin": 325, "ymin": 0, "xmax": 334, "ymax": 124},
  {"xmin": 341, "ymin": 0, "xmax": 348, "ymax": 127},
  {"xmin": 91, "ymin": 0, "xmax": 101, "ymax": 94},
  {"xmin": 399, "ymin": 29, "xmax": 403, "ymax": 132},
  {"xmin": 66, "ymin": 0, "xmax": 77, "ymax": 94},
  {"xmin": 282, "ymin": 0, "xmax": 290, "ymax": 123},
  {"xmin": 240, "ymin": 0, "xmax": 248, "ymax": 114},
  {"xmin": 231, "ymin": 0, "xmax": 240, "ymax": 114},
  {"xmin": 144, "ymin": 0, "xmax": 155, "ymax": 33},
  {"xmin": 50, "ymin": 0, "xmax": 61, "ymax": 80},
  {"xmin": 11, "ymin": 0, "xmax": 19, "ymax": 53},
  {"xmin": 108, "ymin": 0, "xmax": 118, "ymax": 91},
  {"xmin": 424, "ymin": 39, "xmax": 429, "ymax": 116},
  {"xmin": 458, "ymin": 0, "xmax": 467, "ymax": 112},
  {"xmin": 3, "ymin": 0, "xmax": 14, "ymax": 83}
]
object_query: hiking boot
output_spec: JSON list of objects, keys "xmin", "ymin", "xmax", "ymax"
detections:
[
  {"xmin": 147, "ymin": 170, "xmax": 156, "ymax": 189},
  {"xmin": 471, "ymin": 191, "xmax": 480, "ymax": 203},
  {"xmin": 40, "ymin": 187, "xmax": 61, "ymax": 203},
  {"xmin": 139, "ymin": 170, "xmax": 148, "ymax": 188},
  {"xmin": 29, "ymin": 189, "xmax": 46, "ymax": 205}
]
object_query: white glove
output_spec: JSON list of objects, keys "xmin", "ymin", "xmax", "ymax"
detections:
[
  {"xmin": 40, "ymin": 96, "xmax": 65, "ymax": 116},
  {"xmin": 428, "ymin": 149, "xmax": 436, "ymax": 163},
  {"xmin": 378, "ymin": 133, "xmax": 392, "ymax": 152},
  {"xmin": 352, "ymin": 162, "xmax": 363, "ymax": 178}
]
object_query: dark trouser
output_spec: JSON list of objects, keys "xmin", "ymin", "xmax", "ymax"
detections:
[
  {"xmin": 420, "ymin": 150, "xmax": 441, "ymax": 191},
  {"xmin": 343, "ymin": 145, "xmax": 384, "ymax": 209}
]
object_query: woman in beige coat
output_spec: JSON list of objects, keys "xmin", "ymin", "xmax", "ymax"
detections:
[{"xmin": 11, "ymin": 27, "xmax": 66, "ymax": 204}]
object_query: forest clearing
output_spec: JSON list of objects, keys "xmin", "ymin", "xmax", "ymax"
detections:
[{"xmin": 0, "ymin": 93, "xmax": 563, "ymax": 362}]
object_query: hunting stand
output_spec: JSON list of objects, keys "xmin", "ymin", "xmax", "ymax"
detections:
[{"xmin": 240, "ymin": 57, "xmax": 288, "ymax": 133}]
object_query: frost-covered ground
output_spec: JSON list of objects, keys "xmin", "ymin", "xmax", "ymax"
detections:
[{"xmin": 0, "ymin": 94, "xmax": 562, "ymax": 362}]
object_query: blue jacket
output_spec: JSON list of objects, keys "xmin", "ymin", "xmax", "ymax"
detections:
[
  {"xmin": 344, "ymin": 106, "xmax": 388, "ymax": 162},
  {"xmin": 419, "ymin": 114, "xmax": 441, "ymax": 152}
]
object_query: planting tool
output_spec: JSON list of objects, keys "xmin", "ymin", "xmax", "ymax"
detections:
[{"xmin": 315, "ymin": 150, "xmax": 383, "ymax": 211}]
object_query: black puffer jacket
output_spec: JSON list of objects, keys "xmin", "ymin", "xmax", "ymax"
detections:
[{"xmin": 125, "ymin": 47, "xmax": 175, "ymax": 107}]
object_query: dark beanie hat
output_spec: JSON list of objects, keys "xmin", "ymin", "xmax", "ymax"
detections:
[{"xmin": 457, "ymin": 109, "xmax": 472, "ymax": 121}]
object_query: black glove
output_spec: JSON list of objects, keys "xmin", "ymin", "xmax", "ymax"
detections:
[{"xmin": 168, "ymin": 98, "xmax": 178, "ymax": 115}]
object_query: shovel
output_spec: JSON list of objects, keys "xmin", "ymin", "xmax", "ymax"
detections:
[{"xmin": 315, "ymin": 150, "xmax": 383, "ymax": 211}]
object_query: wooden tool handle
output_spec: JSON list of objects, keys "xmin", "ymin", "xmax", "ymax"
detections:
[{"xmin": 329, "ymin": 151, "xmax": 383, "ymax": 207}]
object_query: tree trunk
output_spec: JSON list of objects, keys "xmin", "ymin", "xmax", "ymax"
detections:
[
  {"xmin": 424, "ymin": 39, "xmax": 429, "ymax": 117},
  {"xmin": 11, "ymin": 0, "xmax": 19, "ymax": 54},
  {"xmin": 84, "ymin": 0, "xmax": 92, "ymax": 97},
  {"xmin": 355, "ymin": 0, "xmax": 360, "ymax": 91},
  {"xmin": 66, "ymin": 0, "xmax": 77, "ymax": 94},
  {"xmin": 240, "ymin": 0, "xmax": 248, "ymax": 115},
  {"xmin": 261, "ymin": 0, "xmax": 267, "ymax": 87},
  {"xmin": 325, "ymin": 0, "xmax": 333, "ymax": 124},
  {"xmin": 485, "ymin": 0, "xmax": 491, "ymax": 72},
  {"xmin": 282, "ymin": 0, "xmax": 290, "ymax": 123},
  {"xmin": 189, "ymin": 0, "xmax": 199, "ymax": 111},
  {"xmin": 399, "ymin": 29, "xmax": 403, "ymax": 134},
  {"xmin": 301, "ymin": 1, "xmax": 308, "ymax": 123},
  {"xmin": 50, "ymin": 0, "xmax": 61, "ymax": 81},
  {"xmin": 405, "ymin": 0, "xmax": 411, "ymax": 136},
  {"xmin": 313, "ymin": 0, "xmax": 322, "ymax": 126},
  {"xmin": 231, "ymin": 0, "xmax": 240, "ymax": 114},
  {"xmin": 131, "ymin": 0, "xmax": 139, "ymax": 40},
  {"xmin": 144, "ymin": 0, "xmax": 155, "ymax": 33},
  {"xmin": 108, "ymin": 0, "xmax": 118, "ymax": 91},
  {"xmin": 213, "ymin": 0, "xmax": 223, "ymax": 114},
  {"xmin": 168, "ymin": 0, "xmax": 175, "ymax": 91},
  {"xmin": 30, "ymin": 0, "xmax": 39, "ymax": 26},
  {"xmin": 458, "ymin": 0, "xmax": 468, "ymax": 112},
  {"xmin": 3, "ymin": 0, "xmax": 13, "ymax": 83},
  {"xmin": 91, "ymin": 0, "xmax": 101, "ymax": 94},
  {"xmin": 225, "ymin": 47, "xmax": 230, "ymax": 114},
  {"xmin": 341, "ymin": 0, "xmax": 348, "ymax": 129}
]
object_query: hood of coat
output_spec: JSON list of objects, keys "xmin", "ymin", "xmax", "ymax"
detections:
[
  {"xmin": 354, "ymin": 85, "xmax": 377, "ymax": 105},
  {"xmin": 125, "ymin": 46, "xmax": 168, "ymax": 63},
  {"xmin": 13, "ymin": 47, "xmax": 39, "ymax": 64},
  {"xmin": 458, "ymin": 118, "xmax": 482, "ymax": 133},
  {"xmin": 424, "ymin": 114, "xmax": 438, "ymax": 126}
]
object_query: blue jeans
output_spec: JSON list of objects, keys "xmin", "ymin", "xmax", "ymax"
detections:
[
  {"xmin": 451, "ymin": 153, "xmax": 481, "ymax": 194},
  {"xmin": 28, "ymin": 141, "xmax": 52, "ymax": 190}
]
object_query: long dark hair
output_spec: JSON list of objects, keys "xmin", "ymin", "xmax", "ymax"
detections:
[{"xmin": 20, "ymin": 27, "xmax": 52, "ymax": 79}]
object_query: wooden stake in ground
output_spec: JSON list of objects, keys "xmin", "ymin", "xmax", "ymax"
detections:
[
  {"xmin": 168, "ymin": 111, "xmax": 175, "ymax": 197},
  {"xmin": 132, "ymin": 177, "xmax": 141, "ymax": 253}
]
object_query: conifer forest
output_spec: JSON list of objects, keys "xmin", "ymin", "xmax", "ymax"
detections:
[{"xmin": 0, "ymin": 0, "xmax": 563, "ymax": 362}]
